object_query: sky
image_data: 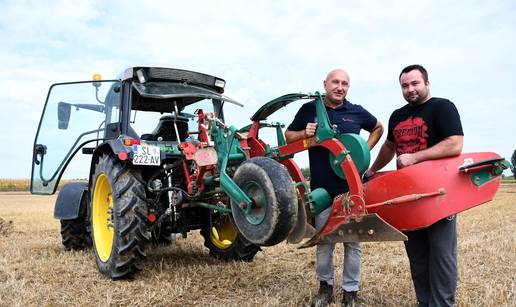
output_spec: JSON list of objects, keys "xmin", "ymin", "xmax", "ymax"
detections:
[{"xmin": 0, "ymin": 0, "xmax": 515, "ymax": 179}]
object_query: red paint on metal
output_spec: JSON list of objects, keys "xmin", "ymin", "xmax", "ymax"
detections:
[
  {"xmin": 277, "ymin": 137, "xmax": 367, "ymax": 237},
  {"xmin": 366, "ymin": 189, "xmax": 446, "ymax": 209},
  {"xmin": 281, "ymin": 159, "xmax": 306, "ymax": 197},
  {"xmin": 364, "ymin": 152, "xmax": 502, "ymax": 231},
  {"xmin": 248, "ymin": 121, "xmax": 260, "ymax": 139},
  {"xmin": 179, "ymin": 142, "xmax": 197, "ymax": 160},
  {"xmin": 182, "ymin": 159, "xmax": 194, "ymax": 194},
  {"xmin": 196, "ymin": 109, "xmax": 212, "ymax": 144},
  {"xmin": 193, "ymin": 148, "xmax": 218, "ymax": 166},
  {"xmin": 246, "ymin": 121, "xmax": 268, "ymax": 157}
]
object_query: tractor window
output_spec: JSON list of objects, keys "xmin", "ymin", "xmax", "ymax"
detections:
[
  {"xmin": 31, "ymin": 80, "xmax": 120, "ymax": 194},
  {"xmin": 129, "ymin": 98, "xmax": 217, "ymax": 141},
  {"xmin": 183, "ymin": 98, "xmax": 217, "ymax": 132}
]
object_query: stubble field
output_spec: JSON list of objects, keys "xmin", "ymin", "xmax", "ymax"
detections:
[{"xmin": 0, "ymin": 184, "xmax": 514, "ymax": 306}]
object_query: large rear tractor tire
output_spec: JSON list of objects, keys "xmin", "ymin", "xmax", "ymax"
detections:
[
  {"xmin": 201, "ymin": 212, "xmax": 260, "ymax": 261},
  {"xmin": 90, "ymin": 154, "xmax": 150, "ymax": 280},
  {"xmin": 231, "ymin": 157, "xmax": 297, "ymax": 246}
]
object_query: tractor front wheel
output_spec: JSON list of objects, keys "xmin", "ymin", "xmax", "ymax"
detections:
[
  {"xmin": 90, "ymin": 154, "xmax": 150, "ymax": 280},
  {"xmin": 60, "ymin": 192, "xmax": 92, "ymax": 250},
  {"xmin": 60, "ymin": 218, "xmax": 91, "ymax": 250}
]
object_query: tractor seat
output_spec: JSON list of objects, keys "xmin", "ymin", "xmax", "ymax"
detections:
[{"xmin": 148, "ymin": 114, "xmax": 190, "ymax": 142}]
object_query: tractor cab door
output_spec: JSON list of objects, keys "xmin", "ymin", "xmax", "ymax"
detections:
[{"xmin": 31, "ymin": 80, "xmax": 121, "ymax": 194}]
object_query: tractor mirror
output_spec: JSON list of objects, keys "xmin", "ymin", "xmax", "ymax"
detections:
[{"xmin": 57, "ymin": 102, "xmax": 71, "ymax": 130}]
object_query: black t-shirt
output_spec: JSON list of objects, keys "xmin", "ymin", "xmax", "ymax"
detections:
[
  {"xmin": 387, "ymin": 97, "xmax": 463, "ymax": 156},
  {"xmin": 288, "ymin": 100, "xmax": 377, "ymax": 197}
]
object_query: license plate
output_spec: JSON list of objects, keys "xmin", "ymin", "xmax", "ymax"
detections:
[{"xmin": 132, "ymin": 144, "xmax": 161, "ymax": 166}]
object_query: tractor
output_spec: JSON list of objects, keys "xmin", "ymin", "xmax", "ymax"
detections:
[
  {"xmin": 31, "ymin": 67, "xmax": 510, "ymax": 280},
  {"xmin": 32, "ymin": 67, "xmax": 297, "ymax": 279}
]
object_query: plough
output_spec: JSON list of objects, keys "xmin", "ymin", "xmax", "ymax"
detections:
[{"xmin": 241, "ymin": 92, "xmax": 510, "ymax": 247}]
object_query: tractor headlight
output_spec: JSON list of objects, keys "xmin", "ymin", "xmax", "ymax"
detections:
[
  {"xmin": 214, "ymin": 78, "xmax": 225, "ymax": 89},
  {"xmin": 136, "ymin": 69, "xmax": 147, "ymax": 83}
]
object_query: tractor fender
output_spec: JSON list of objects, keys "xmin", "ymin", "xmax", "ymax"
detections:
[
  {"xmin": 54, "ymin": 182, "xmax": 88, "ymax": 220},
  {"xmin": 87, "ymin": 141, "xmax": 121, "ymax": 190}
]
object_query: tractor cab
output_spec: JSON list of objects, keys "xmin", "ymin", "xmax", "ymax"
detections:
[{"xmin": 31, "ymin": 67, "xmax": 241, "ymax": 194}]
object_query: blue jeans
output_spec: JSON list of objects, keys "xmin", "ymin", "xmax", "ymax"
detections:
[{"xmin": 315, "ymin": 207, "xmax": 361, "ymax": 291}]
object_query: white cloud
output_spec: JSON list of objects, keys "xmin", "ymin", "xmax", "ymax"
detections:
[{"xmin": 0, "ymin": 0, "xmax": 515, "ymax": 178}]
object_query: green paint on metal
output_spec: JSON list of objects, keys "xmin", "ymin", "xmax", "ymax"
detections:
[
  {"xmin": 211, "ymin": 118, "xmax": 253, "ymax": 208},
  {"xmin": 228, "ymin": 153, "xmax": 246, "ymax": 161},
  {"xmin": 295, "ymin": 181, "xmax": 310, "ymax": 191},
  {"xmin": 466, "ymin": 159, "xmax": 511, "ymax": 186},
  {"xmin": 189, "ymin": 201, "xmax": 232, "ymax": 214},
  {"xmin": 275, "ymin": 123, "xmax": 286, "ymax": 146},
  {"xmin": 330, "ymin": 133, "xmax": 371, "ymax": 179},
  {"xmin": 314, "ymin": 92, "xmax": 336, "ymax": 142},
  {"xmin": 308, "ymin": 188, "xmax": 332, "ymax": 218},
  {"xmin": 241, "ymin": 180, "xmax": 267, "ymax": 225},
  {"xmin": 250, "ymin": 93, "xmax": 323, "ymax": 121},
  {"xmin": 203, "ymin": 176, "xmax": 215, "ymax": 187}
]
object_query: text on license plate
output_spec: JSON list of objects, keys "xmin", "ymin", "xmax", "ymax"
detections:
[{"xmin": 132, "ymin": 144, "xmax": 160, "ymax": 166}]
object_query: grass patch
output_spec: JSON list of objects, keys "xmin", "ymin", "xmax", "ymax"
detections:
[{"xmin": 0, "ymin": 179, "xmax": 86, "ymax": 192}]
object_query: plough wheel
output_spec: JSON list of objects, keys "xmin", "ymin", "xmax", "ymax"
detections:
[{"xmin": 231, "ymin": 157, "xmax": 297, "ymax": 246}]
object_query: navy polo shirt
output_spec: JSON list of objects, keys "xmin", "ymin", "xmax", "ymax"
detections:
[{"xmin": 287, "ymin": 99, "xmax": 377, "ymax": 197}]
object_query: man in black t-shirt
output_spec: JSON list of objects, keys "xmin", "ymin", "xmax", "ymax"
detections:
[
  {"xmin": 286, "ymin": 68, "xmax": 383, "ymax": 307},
  {"xmin": 368, "ymin": 65, "xmax": 463, "ymax": 307}
]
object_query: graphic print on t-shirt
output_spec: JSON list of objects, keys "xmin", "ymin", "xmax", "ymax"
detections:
[{"xmin": 393, "ymin": 116, "xmax": 429, "ymax": 155}]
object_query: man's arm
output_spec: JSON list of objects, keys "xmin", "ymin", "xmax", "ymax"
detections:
[
  {"xmin": 366, "ymin": 121, "xmax": 383, "ymax": 150},
  {"xmin": 285, "ymin": 123, "xmax": 317, "ymax": 144},
  {"xmin": 367, "ymin": 140, "xmax": 396, "ymax": 176},
  {"xmin": 397, "ymin": 135, "xmax": 463, "ymax": 168}
]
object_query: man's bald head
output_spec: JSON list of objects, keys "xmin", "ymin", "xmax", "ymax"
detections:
[
  {"xmin": 323, "ymin": 68, "xmax": 350, "ymax": 107},
  {"xmin": 325, "ymin": 69, "xmax": 350, "ymax": 82}
]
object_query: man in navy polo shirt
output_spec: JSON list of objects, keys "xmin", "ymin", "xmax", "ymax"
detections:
[{"xmin": 285, "ymin": 68, "xmax": 383, "ymax": 307}]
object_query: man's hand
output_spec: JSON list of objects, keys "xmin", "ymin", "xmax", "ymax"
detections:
[
  {"xmin": 285, "ymin": 122, "xmax": 318, "ymax": 144},
  {"xmin": 305, "ymin": 122, "xmax": 317, "ymax": 137},
  {"xmin": 397, "ymin": 153, "xmax": 418, "ymax": 168},
  {"xmin": 396, "ymin": 135, "xmax": 463, "ymax": 168},
  {"xmin": 365, "ymin": 169, "xmax": 376, "ymax": 178}
]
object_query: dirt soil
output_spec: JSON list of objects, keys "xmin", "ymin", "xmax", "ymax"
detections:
[{"xmin": 0, "ymin": 185, "xmax": 514, "ymax": 306}]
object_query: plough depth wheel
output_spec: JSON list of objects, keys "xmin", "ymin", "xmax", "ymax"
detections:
[{"xmin": 231, "ymin": 157, "xmax": 298, "ymax": 246}]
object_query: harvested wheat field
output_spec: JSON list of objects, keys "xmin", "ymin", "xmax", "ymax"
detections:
[{"xmin": 0, "ymin": 185, "xmax": 514, "ymax": 307}]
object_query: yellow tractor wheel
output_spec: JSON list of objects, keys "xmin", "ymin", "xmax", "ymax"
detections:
[
  {"xmin": 90, "ymin": 154, "xmax": 150, "ymax": 280},
  {"xmin": 201, "ymin": 212, "xmax": 260, "ymax": 261}
]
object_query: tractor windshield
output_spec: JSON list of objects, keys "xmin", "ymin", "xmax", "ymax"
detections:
[{"xmin": 128, "ymin": 81, "xmax": 241, "ymax": 140}]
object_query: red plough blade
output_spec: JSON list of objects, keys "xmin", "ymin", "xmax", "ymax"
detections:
[{"xmin": 299, "ymin": 213, "xmax": 407, "ymax": 248}]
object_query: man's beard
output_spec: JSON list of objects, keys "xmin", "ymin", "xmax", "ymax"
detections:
[{"xmin": 406, "ymin": 92, "xmax": 427, "ymax": 105}]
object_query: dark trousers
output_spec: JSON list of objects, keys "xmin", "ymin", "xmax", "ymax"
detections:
[{"xmin": 404, "ymin": 216, "xmax": 457, "ymax": 307}]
